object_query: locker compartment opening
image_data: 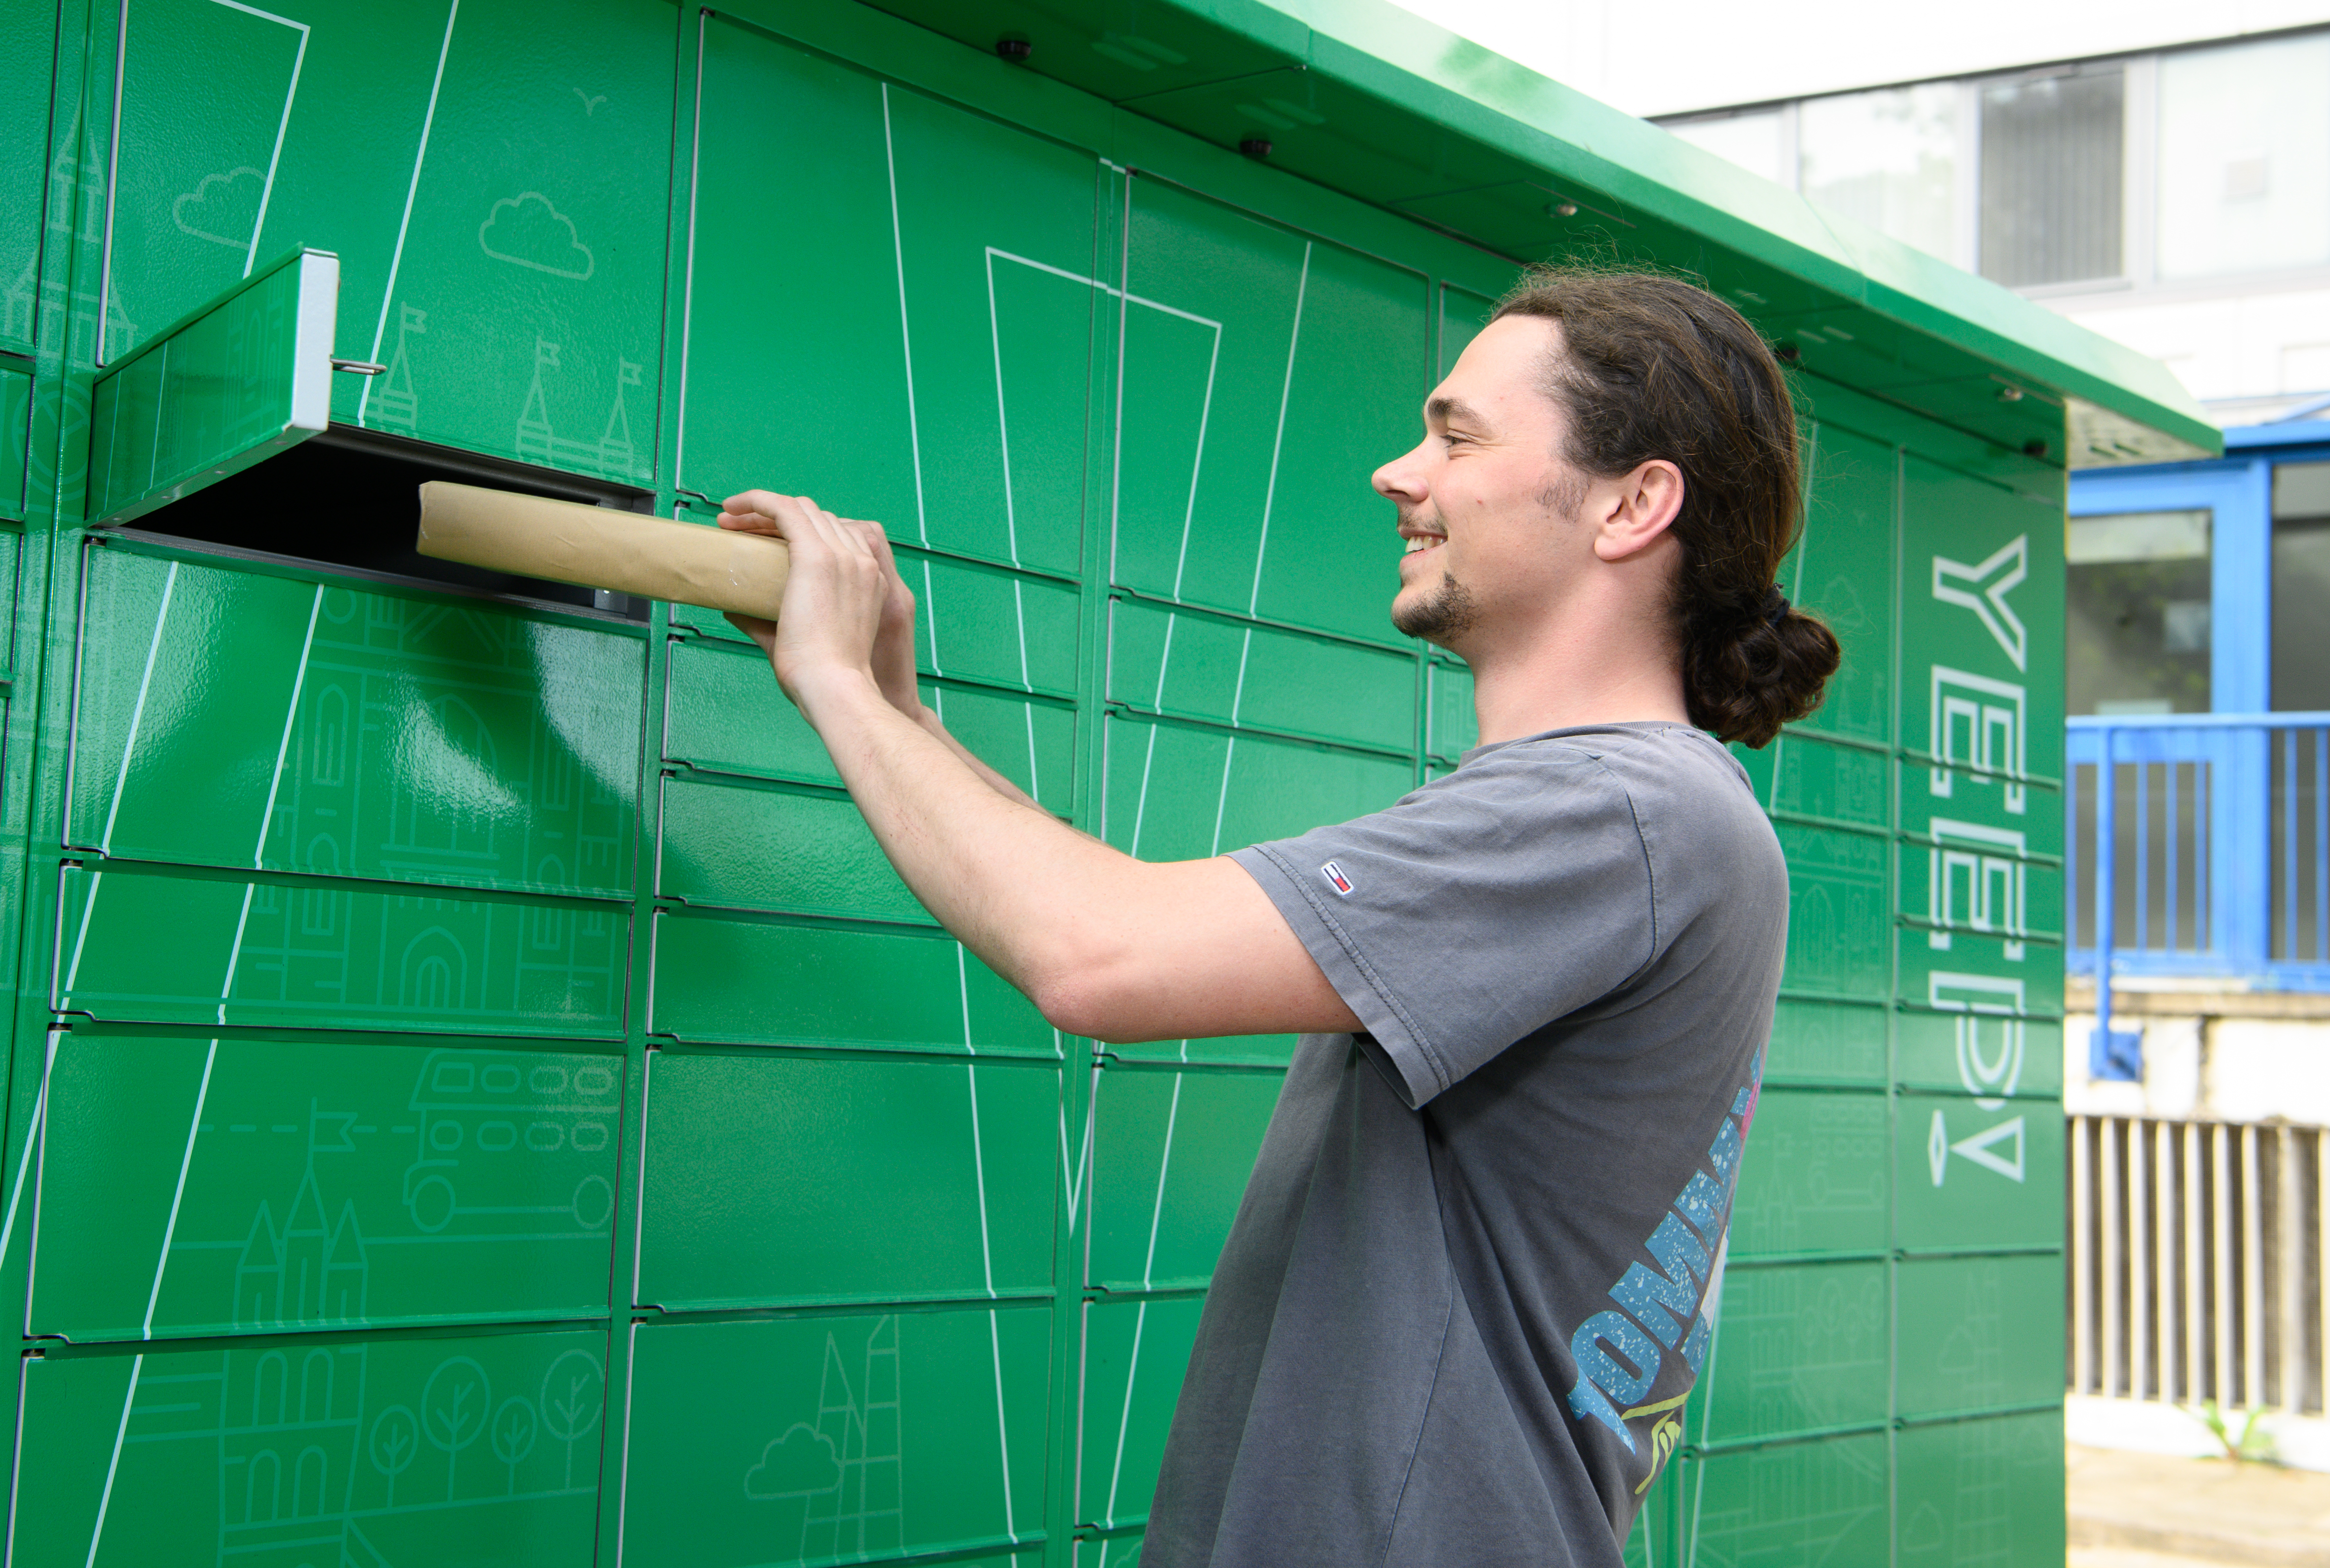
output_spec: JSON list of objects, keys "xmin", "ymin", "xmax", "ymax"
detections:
[{"xmin": 112, "ymin": 425, "xmax": 653, "ymax": 621}]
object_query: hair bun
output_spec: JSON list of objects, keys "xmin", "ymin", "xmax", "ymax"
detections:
[{"xmin": 1687, "ymin": 603, "xmax": 1842, "ymax": 748}]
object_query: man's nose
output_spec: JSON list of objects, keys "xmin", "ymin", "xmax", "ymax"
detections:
[{"xmin": 1373, "ymin": 439, "xmax": 1430, "ymax": 502}]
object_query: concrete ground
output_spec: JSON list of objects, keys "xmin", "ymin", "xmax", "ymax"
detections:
[{"xmin": 2069, "ymin": 1443, "xmax": 2330, "ymax": 1566}]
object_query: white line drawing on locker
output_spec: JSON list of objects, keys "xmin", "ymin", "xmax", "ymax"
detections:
[
  {"xmin": 514, "ymin": 337, "xmax": 651, "ymax": 481},
  {"xmin": 743, "ymin": 1317, "xmax": 905, "ymax": 1561},
  {"xmin": 102, "ymin": 0, "xmax": 309, "ymax": 357},
  {"xmin": 359, "ymin": 0, "xmax": 459, "ymax": 427},
  {"xmin": 53, "ymin": 1336, "xmax": 604, "ymax": 1564},
  {"xmin": 1927, "ymin": 1109, "xmax": 2028, "ymax": 1185},
  {"xmin": 479, "ymin": 192, "xmax": 594, "ymax": 281},
  {"xmin": 399, "ymin": 1049, "xmax": 618, "ymax": 1238},
  {"xmin": 372, "ymin": 304, "xmax": 427, "ymax": 434},
  {"xmin": 171, "ymin": 167, "xmax": 266, "ymax": 250},
  {"xmin": 1932, "ymin": 535, "xmax": 2030, "ymax": 672},
  {"xmin": 1927, "ymin": 819, "xmax": 2031, "ymax": 960},
  {"xmin": 1930, "ymin": 666, "xmax": 2028, "ymax": 814},
  {"xmin": 1932, "ymin": 972, "xmax": 2028, "ymax": 1110}
]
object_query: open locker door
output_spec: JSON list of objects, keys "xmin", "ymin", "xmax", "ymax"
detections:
[{"xmin": 85, "ymin": 249, "xmax": 339, "ymax": 526}]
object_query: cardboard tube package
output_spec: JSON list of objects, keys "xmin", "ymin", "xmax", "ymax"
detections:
[{"xmin": 416, "ymin": 481, "xmax": 790, "ymax": 618}]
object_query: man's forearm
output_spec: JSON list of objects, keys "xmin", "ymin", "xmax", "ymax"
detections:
[{"xmin": 802, "ymin": 670, "xmax": 1140, "ymax": 1016}]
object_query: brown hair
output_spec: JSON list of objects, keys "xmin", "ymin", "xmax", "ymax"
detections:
[{"xmin": 1490, "ymin": 266, "xmax": 1840, "ymax": 748}]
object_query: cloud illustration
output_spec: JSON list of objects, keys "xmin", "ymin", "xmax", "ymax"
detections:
[
  {"xmin": 743, "ymin": 1425, "xmax": 841, "ymax": 1501},
  {"xmin": 477, "ymin": 191, "xmax": 595, "ymax": 280},
  {"xmin": 173, "ymin": 167, "xmax": 265, "ymax": 249}
]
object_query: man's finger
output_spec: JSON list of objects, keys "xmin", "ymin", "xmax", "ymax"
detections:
[
  {"xmin": 724, "ymin": 610, "xmax": 777, "ymax": 650},
  {"xmin": 719, "ymin": 491, "xmax": 836, "ymax": 542}
]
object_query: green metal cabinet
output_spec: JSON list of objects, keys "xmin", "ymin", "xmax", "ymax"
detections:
[{"xmin": 0, "ymin": 0, "xmax": 2211, "ymax": 1563}]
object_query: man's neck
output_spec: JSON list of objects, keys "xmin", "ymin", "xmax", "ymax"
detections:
[{"xmin": 1455, "ymin": 601, "xmax": 1691, "ymax": 748}]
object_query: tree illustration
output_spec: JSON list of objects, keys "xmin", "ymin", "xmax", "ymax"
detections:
[
  {"xmin": 540, "ymin": 1349, "xmax": 605, "ymax": 1488},
  {"xmin": 369, "ymin": 1405, "xmax": 419, "ymax": 1509},
  {"xmin": 423, "ymin": 1356, "xmax": 491, "ymax": 1501},
  {"xmin": 492, "ymin": 1396, "xmax": 539, "ymax": 1496}
]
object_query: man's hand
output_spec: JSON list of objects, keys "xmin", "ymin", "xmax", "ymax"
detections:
[
  {"xmin": 707, "ymin": 493, "xmax": 1360, "ymax": 1046},
  {"xmin": 718, "ymin": 491, "xmax": 922, "ymax": 719}
]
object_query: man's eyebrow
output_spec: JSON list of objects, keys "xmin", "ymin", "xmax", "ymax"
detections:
[{"xmin": 1427, "ymin": 394, "xmax": 1488, "ymax": 429}]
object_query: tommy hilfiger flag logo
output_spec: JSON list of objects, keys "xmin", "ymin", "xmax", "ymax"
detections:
[{"xmin": 1321, "ymin": 861, "xmax": 1354, "ymax": 895}]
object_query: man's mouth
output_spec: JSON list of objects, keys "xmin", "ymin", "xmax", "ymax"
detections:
[{"xmin": 1403, "ymin": 533, "xmax": 1445, "ymax": 556}]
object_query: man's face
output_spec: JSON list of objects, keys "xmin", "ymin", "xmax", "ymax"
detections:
[{"xmin": 1372, "ymin": 315, "xmax": 1589, "ymax": 652}]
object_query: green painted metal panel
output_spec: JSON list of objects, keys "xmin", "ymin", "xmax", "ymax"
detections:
[
  {"xmin": 1086, "ymin": 1065, "xmax": 1279, "ymax": 1293},
  {"xmin": 664, "ymin": 635, "xmax": 843, "ymax": 787},
  {"xmin": 1729, "ymin": 1089, "xmax": 1887, "ymax": 1258},
  {"xmin": 0, "ymin": 356, "xmax": 29, "ymax": 520},
  {"xmin": 0, "ymin": 0, "xmax": 49, "ymax": 359},
  {"xmin": 666, "ymin": 633, "xmax": 1081, "ymax": 806},
  {"xmin": 85, "ymin": 250, "xmax": 334, "ymax": 524},
  {"xmin": 56, "ymin": 865, "xmax": 627, "ymax": 1039},
  {"xmin": 638, "ymin": 1049, "xmax": 1059, "ymax": 1310},
  {"xmin": 1107, "ymin": 596, "xmax": 1414, "ymax": 754},
  {"xmin": 660, "ymin": 775, "xmax": 932, "ymax": 925},
  {"xmin": 97, "ymin": 0, "xmax": 671, "ymax": 478},
  {"xmin": 1098, "ymin": 712, "xmax": 1414, "ymax": 861},
  {"xmin": 621, "ymin": 1307, "xmax": 1050, "ymax": 1566},
  {"xmin": 1792, "ymin": 425, "xmax": 1899, "ymax": 745},
  {"xmin": 1895, "ymin": 1409, "xmax": 2066, "ymax": 1568},
  {"xmin": 1425, "ymin": 655, "xmax": 1475, "ymax": 760},
  {"xmin": 1899, "ymin": 1012, "xmax": 2063, "ymax": 1099},
  {"xmin": 1759, "ymin": 734, "xmax": 1889, "ymax": 830},
  {"xmin": 1766, "ymin": 998, "xmax": 1887, "ymax": 1086},
  {"xmin": 13, "ymin": 1327, "xmax": 606, "ymax": 1566},
  {"xmin": 648, "ymin": 912, "xmax": 1055, "ymax": 1059},
  {"xmin": 1076, "ymin": 1295, "xmax": 1205, "ymax": 1532},
  {"xmin": 30, "ymin": 1030, "xmax": 618, "ymax": 1341},
  {"xmin": 1772, "ymin": 820, "xmax": 1890, "ymax": 1001},
  {"xmin": 1671, "ymin": 1433, "xmax": 1890, "ymax": 1565},
  {"xmin": 666, "ymin": 555, "xmax": 1083, "ymax": 700},
  {"xmin": 912, "ymin": 551, "xmax": 1081, "ymax": 696},
  {"xmin": 1111, "ymin": 177, "xmax": 1424, "ymax": 649},
  {"xmin": 676, "ymin": 10, "xmax": 1095, "ymax": 575},
  {"xmin": 927, "ymin": 683, "xmax": 1079, "ymax": 814},
  {"xmin": 666, "ymin": 636, "xmax": 1079, "ymax": 811},
  {"xmin": 72, "ymin": 544, "xmax": 642, "ymax": 897},
  {"xmin": 1437, "ymin": 282, "xmax": 1492, "ymax": 379},
  {"xmin": 1896, "ymin": 1254, "xmax": 2065, "ymax": 1417},
  {"xmin": 1695, "ymin": 1261, "xmax": 1888, "ymax": 1444},
  {"xmin": 1898, "ymin": 1094, "xmax": 2065, "ymax": 1252}
]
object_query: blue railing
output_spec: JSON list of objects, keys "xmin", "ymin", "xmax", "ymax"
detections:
[{"xmin": 2067, "ymin": 715, "xmax": 2330, "ymax": 1042}]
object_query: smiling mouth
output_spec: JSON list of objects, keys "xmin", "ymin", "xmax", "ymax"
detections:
[{"xmin": 1403, "ymin": 534, "xmax": 1445, "ymax": 556}]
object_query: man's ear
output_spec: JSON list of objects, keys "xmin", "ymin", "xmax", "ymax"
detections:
[{"xmin": 1592, "ymin": 460, "xmax": 1684, "ymax": 563}]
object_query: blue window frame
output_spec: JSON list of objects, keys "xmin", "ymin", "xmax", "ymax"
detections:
[{"xmin": 2068, "ymin": 424, "xmax": 2330, "ymax": 993}]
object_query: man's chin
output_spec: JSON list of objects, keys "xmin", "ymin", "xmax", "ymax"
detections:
[{"xmin": 1389, "ymin": 573, "xmax": 1479, "ymax": 643}]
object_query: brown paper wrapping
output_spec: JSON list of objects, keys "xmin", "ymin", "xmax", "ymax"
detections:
[{"xmin": 416, "ymin": 481, "xmax": 790, "ymax": 618}]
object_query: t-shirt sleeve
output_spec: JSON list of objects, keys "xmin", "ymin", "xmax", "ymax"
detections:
[{"xmin": 1229, "ymin": 741, "xmax": 1657, "ymax": 1109}]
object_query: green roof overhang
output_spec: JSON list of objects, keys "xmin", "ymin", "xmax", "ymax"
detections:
[{"xmin": 868, "ymin": 0, "xmax": 2220, "ymax": 467}]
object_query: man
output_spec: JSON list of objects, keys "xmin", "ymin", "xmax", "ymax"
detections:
[{"xmin": 720, "ymin": 267, "xmax": 1840, "ymax": 1565}]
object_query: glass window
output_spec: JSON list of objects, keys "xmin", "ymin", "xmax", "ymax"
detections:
[
  {"xmin": 2272, "ymin": 461, "xmax": 2330, "ymax": 710},
  {"xmin": 1799, "ymin": 84, "xmax": 1961, "ymax": 263},
  {"xmin": 1980, "ymin": 69, "xmax": 2123, "ymax": 287},
  {"xmin": 2067, "ymin": 509, "xmax": 2211, "ymax": 715},
  {"xmin": 1666, "ymin": 109, "xmax": 1790, "ymax": 188},
  {"xmin": 2158, "ymin": 34, "xmax": 2330, "ymax": 281}
]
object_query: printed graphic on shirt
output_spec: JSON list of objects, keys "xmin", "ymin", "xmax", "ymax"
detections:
[
  {"xmin": 1564, "ymin": 1057, "xmax": 1763, "ymax": 1490},
  {"xmin": 1320, "ymin": 861, "xmax": 1354, "ymax": 895}
]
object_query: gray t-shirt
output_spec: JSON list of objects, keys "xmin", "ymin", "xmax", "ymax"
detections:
[{"xmin": 1145, "ymin": 722, "xmax": 1788, "ymax": 1567}]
